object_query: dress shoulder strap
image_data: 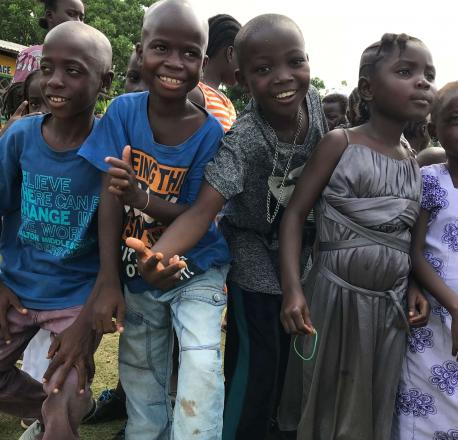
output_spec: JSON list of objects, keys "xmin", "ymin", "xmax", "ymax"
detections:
[{"xmin": 342, "ymin": 128, "xmax": 350, "ymax": 146}]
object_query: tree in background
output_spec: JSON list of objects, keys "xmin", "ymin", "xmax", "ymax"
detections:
[
  {"xmin": 311, "ymin": 76, "xmax": 325, "ymax": 93},
  {"xmin": 0, "ymin": 0, "xmax": 151, "ymax": 95}
]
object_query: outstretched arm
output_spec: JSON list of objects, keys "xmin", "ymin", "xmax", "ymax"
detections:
[{"xmin": 279, "ymin": 129, "xmax": 348, "ymax": 335}]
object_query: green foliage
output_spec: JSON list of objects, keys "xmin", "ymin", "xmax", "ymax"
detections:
[
  {"xmin": 0, "ymin": 0, "xmax": 152, "ymax": 96},
  {"xmin": 225, "ymin": 85, "xmax": 250, "ymax": 115},
  {"xmin": 310, "ymin": 77, "xmax": 325, "ymax": 91}
]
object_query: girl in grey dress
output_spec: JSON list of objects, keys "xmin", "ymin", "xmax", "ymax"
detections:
[{"xmin": 279, "ymin": 33, "xmax": 436, "ymax": 440}]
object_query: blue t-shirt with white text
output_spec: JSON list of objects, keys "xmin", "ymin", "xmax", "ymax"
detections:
[
  {"xmin": 78, "ymin": 92, "xmax": 230, "ymax": 293},
  {"xmin": 0, "ymin": 115, "xmax": 101, "ymax": 310}
]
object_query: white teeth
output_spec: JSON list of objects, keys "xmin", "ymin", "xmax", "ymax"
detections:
[
  {"xmin": 276, "ymin": 90, "xmax": 296, "ymax": 99},
  {"xmin": 159, "ymin": 76, "xmax": 183, "ymax": 85},
  {"xmin": 49, "ymin": 96, "xmax": 67, "ymax": 103}
]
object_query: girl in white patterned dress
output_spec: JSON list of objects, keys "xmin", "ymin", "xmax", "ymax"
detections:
[{"xmin": 393, "ymin": 81, "xmax": 458, "ymax": 439}]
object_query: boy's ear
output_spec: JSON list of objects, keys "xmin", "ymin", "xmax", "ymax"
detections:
[
  {"xmin": 235, "ymin": 68, "xmax": 248, "ymax": 92},
  {"xmin": 202, "ymin": 54, "xmax": 209, "ymax": 71},
  {"xmin": 136, "ymin": 42, "xmax": 143, "ymax": 67},
  {"xmin": 101, "ymin": 70, "xmax": 114, "ymax": 94},
  {"xmin": 226, "ymin": 46, "xmax": 234, "ymax": 63},
  {"xmin": 358, "ymin": 76, "xmax": 373, "ymax": 103},
  {"xmin": 45, "ymin": 9, "xmax": 54, "ymax": 27}
]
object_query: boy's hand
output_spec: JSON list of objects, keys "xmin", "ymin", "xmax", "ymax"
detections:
[
  {"xmin": 0, "ymin": 283, "xmax": 27, "ymax": 343},
  {"xmin": 407, "ymin": 284, "xmax": 430, "ymax": 327},
  {"xmin": 126, "ymin": 237, "xmax": 186, "ymax": 291},
  {"xmin": 280, "ymin": 290, "xmax": 315, "ymax": 335},
  {"xmin": 43, "ymin": 318, "xmax": 97, "ymax": 395},
  {"xmin": 105, "ymin": 145, "xmax": 144, "ymax": 208},
  {"xmin": 92, "ymin": 285, "xmax": 125, "ymax": 334}
]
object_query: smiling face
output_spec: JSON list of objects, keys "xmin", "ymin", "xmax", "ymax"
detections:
[
  {"xmin": 236, "ymin": 23, "xmax": 310, "ymax": 123},
  {"xmin": 40, "ymin": 30, "xmax": 109, "ymax": 119},
  {"xmin": 46, "ymin": 0, "xmax": 85, "ymax": 30},
  {"xmin": 366, "ymin": 41, "xmax": 437, "ymax": 122},
  {"xmin": 138, "ymin": 3, "xmax": 208, "ymax": 101}
]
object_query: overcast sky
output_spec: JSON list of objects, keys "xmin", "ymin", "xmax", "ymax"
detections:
[{"xmin": 191, "ymin": 0, "xmax": 456, "ymax": 95}]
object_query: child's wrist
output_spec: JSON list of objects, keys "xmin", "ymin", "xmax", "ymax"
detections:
[{"xmin": 135, "ymin": 190, "xmax": 149, "ymax": 211}]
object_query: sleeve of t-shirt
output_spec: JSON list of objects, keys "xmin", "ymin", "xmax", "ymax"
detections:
[
  {"xmin": 78, "ymin": 96, "xmax": 129, "ymax": 172},
  {"xmin": 179, "ymin": 118, "xmax": 224, "ymax": 204},
  {"xmin": 420, "ymin": 166, "xmax": 442, "ymax": 212},
  {"xmin": 204, "ymin": 121, "xmax": 248, "ymax": 201},
  {"xmin": 0, "ymin": 123, "xmax": 22, "ymax": 216}
]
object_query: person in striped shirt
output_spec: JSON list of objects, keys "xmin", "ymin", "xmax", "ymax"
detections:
[{"xmin": 189, "ymin": 14, "xmax": 241, "ymax": 132}]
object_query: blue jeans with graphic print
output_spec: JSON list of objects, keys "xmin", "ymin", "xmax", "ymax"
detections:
[{"xmin": 119, "ymin": 265, "xmax": 229, "ymax": 440}]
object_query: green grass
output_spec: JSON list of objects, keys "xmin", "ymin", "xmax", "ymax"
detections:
[{"xmin": 0, "ymin": 333, "xmax": 124, "ymax": 439}]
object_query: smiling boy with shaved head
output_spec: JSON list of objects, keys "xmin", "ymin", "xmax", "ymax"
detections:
[
  {"xmin": 0, "ymin": 21, "xmax": 112, "ymax": 440},
  {"xmin": 78, "ymin": 1, "xmax": 230, "ymax": 439}
]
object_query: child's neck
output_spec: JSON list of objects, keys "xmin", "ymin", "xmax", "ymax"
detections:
[
  {"xmin": 42, "ymin": 108, "xmax": 95, "ymax": 152},
  {"xmin": 148, "ymin": 92, "xmax": 188, "ymax": 119},
  {"xmin": 262, "ymin": 103, "xmax": 306, "ymax": 142},
  {"xmin": 364, "ymin": 112, "xmax": 406, "ymax": 147},
  {"xmin": 202, "ymin": 67, "xmax": 222, "ymax": 91}
]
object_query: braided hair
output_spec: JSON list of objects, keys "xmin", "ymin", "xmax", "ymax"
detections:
[
  {"xmin": 359, "ymin": 33, "xmax": 423, "ymax": 78},
  {"xmin": 38, "ymin": 0, "xmax": 58, "ymax": 29},
  {"xmin": 346, "ymin": 87, "xmax": 369, "ymax": 127},
  {"xmin": 206, "ymin": 14, "xmax": 241, "ymax": 58},
  {"xmin": 356, "ymin": 33, "xmax": 424, "ymax": 126}
]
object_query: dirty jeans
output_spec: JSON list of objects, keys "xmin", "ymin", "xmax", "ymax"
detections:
[
  {"xmin": 120, "ymin": 265, "xmax": 228, "ymax": 440},
  {"xmin": 0, "ymin": 306, "xmax": 93, "ymax": 440}
]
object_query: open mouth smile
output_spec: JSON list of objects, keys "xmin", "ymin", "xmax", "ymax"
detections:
[{"xmin": 275, "ymin": 90, "xmax": 297, "ymax": 100}]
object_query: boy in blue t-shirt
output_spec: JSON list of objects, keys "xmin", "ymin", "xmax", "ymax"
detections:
[
  {"xmin": 0, "ymin": 22, "xmax": 112, "ymax": 440},
  {"xmin": 78, "ymin": 1, "xmax": 231, "ymax": 439}
]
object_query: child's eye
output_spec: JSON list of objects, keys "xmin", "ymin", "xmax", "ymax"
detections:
[
  {"xmin": 291, "ymin": 58, "xmax": 306, "ymax": 66},
  {"xmin": 67, "ymin": 68, "xmax": 81, "ymax": 75},
  {"xmin": 153, "ymin": 45, "xmax": 167, "ymax": 52},
  {"xmin": 425, "ymin": 72, "xmax": 436, "ymax": 82},
  {"xmin": 184, "ymin": 50, "xmax": 199, "ymax": 58},
  {"xmin": 397, "ymin": 68, "xmax": 410, "ymax": 77},
  {"xmin": 40, "ymin": 65, "xmax": 52, "ymax": 74},
  {"xmin": 255, "ymin": 65, "xmax": 271, "ymax": 74}
]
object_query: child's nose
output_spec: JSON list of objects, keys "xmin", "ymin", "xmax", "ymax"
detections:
[
  {"xmin": 164, "ymin": 51, "xmax": 184, "ymax": 70},
  {"xmin": 47, "ymin": 70, "xmax": 65, "ymax": 88},
  {"xmin": 273, "ymin": 68, "xmax": 293, "ymax": 83}
]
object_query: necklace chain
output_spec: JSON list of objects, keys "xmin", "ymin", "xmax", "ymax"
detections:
[{"xmin": 266, "ymin": 108, "xmax": 304, "ymax": 224}]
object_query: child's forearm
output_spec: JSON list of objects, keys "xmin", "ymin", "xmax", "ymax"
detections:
[
  {"xmin": 150, "ymin": 182, "xmax": 225, "ymax": 262},
  {"xmin": 98, "ymin": 174, "xmax": 123, "ymax": 288},
  {"xmin": 413, "ymin": 254, "xmax": 458, "ymax": 313},
  {"xmin": 279, "ymin": 205, "xmax": 307, "ymax": 297},
  {"xmin": 135, "ymin": 190, "xmax": 189, "ymax": 225}
]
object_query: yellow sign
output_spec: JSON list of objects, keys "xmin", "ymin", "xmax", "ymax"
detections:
[{"xmin": 0, "ymin": 54, "xmax": 16, "ymax": 78}]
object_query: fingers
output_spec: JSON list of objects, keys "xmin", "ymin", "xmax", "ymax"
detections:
[
  {"xmin": 49, "ymin": 363, "xmax": 72, "ymax": 394},
  {"xmin": 13, "ymin": 101, "xmax": 28, "ymax": 118},
  {"xmin": 407, "ymin": 290, "xmax": 417, "ymax": 320},
  {"xmin": 125, "ymin": 237, "xmax": 154, "ymax": 262},
  {"xmin": 47, "ymin": 337, "xmax": 60, "ymax": 359},
  {"xmin": 10, "ymin": 296, "xmax": 27, "ymax": 315},
  {"xmin": 122, "ymin": 145, "xmax": 132, "ymax": 164},
  {"xmin": 115, "ymin": 300, "xmax": 125, "ymax": 333},
  {"xmin": 42, "ymin": 356, "xmax": 62, "ymax": 385},
  {"xmin": 75, "ymin": 360, "xmax": 87, "ymax": 394}
]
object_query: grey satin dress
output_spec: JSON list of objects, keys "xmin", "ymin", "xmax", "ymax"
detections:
[{"xmin": 297, "ymin": 143, "xmax": 421, "ymax": 440}]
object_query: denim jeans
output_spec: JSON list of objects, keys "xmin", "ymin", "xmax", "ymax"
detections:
[{"xmin": 120, "ymin": 265, "xmax": 229, "ymax": 440}]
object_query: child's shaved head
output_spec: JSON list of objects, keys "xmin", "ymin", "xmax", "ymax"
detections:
[
  {"xmin": 142, "ymin": 0, "xmax": 208, "ymax": 51},
  {"xmin": 44, "ymin": 21, "xmax": 112, "ymax": 73},
  {"xmin": 234, "ymin": 14, "xmax": 304, "ymax": 68}
]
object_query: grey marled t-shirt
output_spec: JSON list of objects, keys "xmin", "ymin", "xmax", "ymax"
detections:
[{"xmin": 205, "ymin": 86, "xmax": 328, "ymax": 294}]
